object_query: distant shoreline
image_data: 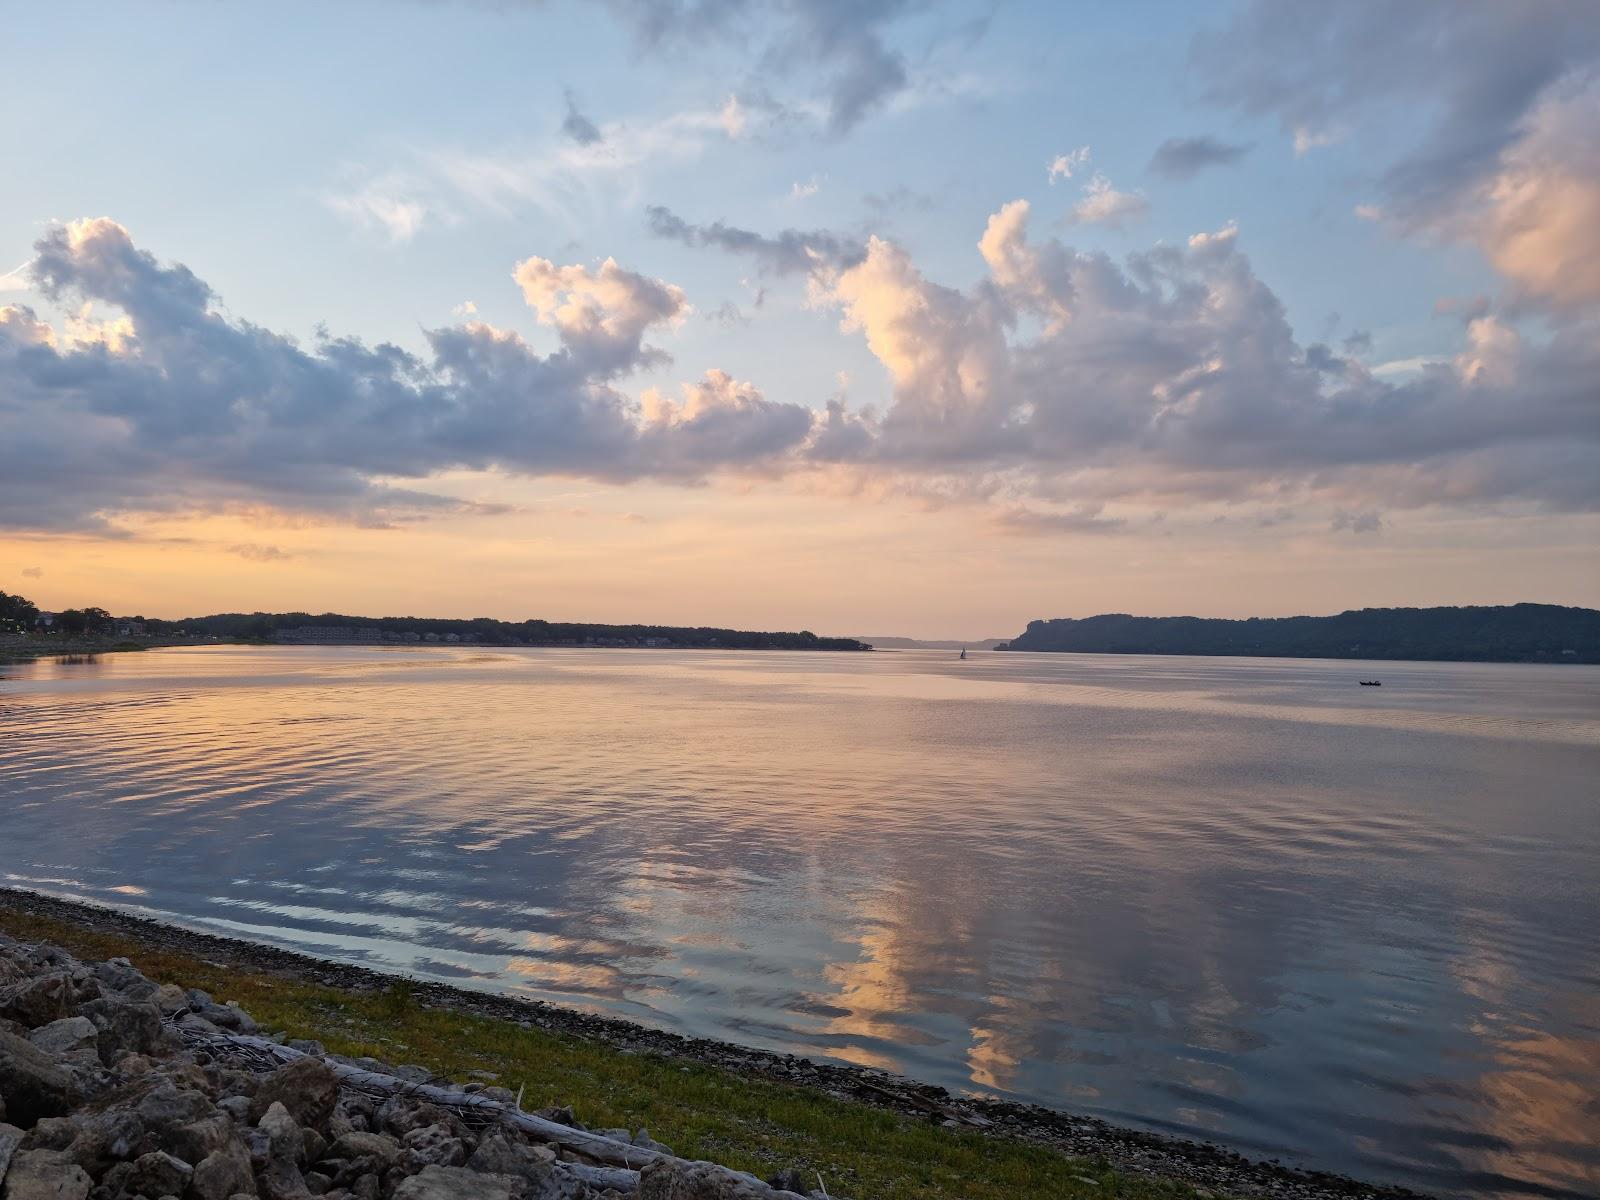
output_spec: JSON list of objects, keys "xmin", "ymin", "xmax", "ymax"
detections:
[{"xmin": 998, "ymin": 604, "xmax": 1599, "ymax": 665}]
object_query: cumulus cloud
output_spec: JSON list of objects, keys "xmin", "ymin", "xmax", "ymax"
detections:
[
  {"xmin": 513, "ymin": 254, "xmax": 688, "ymax": 375},
  {"xmin": 640, "ymin": 369, "xmax": 817, "ymax": 472},
  {"xmin": 645, "ymin": 205, "xmax": 866, "ymax": 274},
  {"xmin": 801, "ymin": 201, "xmax": 1599, "ymax": 515},
  {"xmin": 1064, "ymin": 174, "xmax": 1149, "ymax": 228},
  {"xmin": 0, "ymin": 219, "xmax": 818, "ymax": 533},
  {"xmin": 1195, "ymin": 0, "xmax": 1600, "ymax": 309},
  {"xmin": 1470, "ymin": 73, "xmax": 1600, "ymax": 310},
  {"xmin": 1148, "ymin": 135, "xmax": 1252, "ymax": 179},
  {"xmin": 8, "ymin": 206, "xmax": 1596, "ymax": 541}
]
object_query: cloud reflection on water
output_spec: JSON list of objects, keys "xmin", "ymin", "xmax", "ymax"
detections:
[{"xmin": 1, "ymin": 645, "xmax": 1597, "ymax": 1197}]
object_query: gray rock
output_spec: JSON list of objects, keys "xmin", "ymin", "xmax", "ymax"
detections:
[
  {"xmin": 1, "ymin": 1149, "xmax": 92, "ymax": 1200},
  {"xmin": 189, "ymin": 1138, "xmax": 257, "ymax": 1200},
  {"xmin": 134, "ymin": 1082, "xmax": 215, "ymax": 1138},
  {"xmin": 399, "ymin": 1124, "xmax": 465, "ymax": 1171},
  {"xmin": 391, "ymin": 1165, "xmax": 516, "ymax": 1200},
  {"xmin": 92, "ymin": 958, "xmax": 154, "ymax": 1000},
  {"xmin": 249, "ymin": 1059, "xmax": 339, "ymax": 1132},
  {"xmin": 77, "ymin": 995, "xmax": 162, "ymax": 1065},
  {"xmin": 0, "ymin": 1123, "xmax": 23, "ymax": 1183},
  {"xmin": 218, "ymin": 1096, "xmax": 253, "ymax": 1123},
  {"xmin": 257, "ymin": 1102, "xmax": 311, "ymax": 1200},
  {"xmin": 25, "ymin": 1017, "xmax": 99, "ymax": 1065},
  {"xmin": 61, "ymin": 1108, "xmax": 143, "ymax": 1176},
  {"xmin": 152, "ymin": 983, "xmax": 189, "ymax": 1016},
  {"xmin": 196, "ymin": 1001, "xmax": 258, "ymax": 1035},
  {"xmin": 259, "ymin": 1103, "xmax": 305, "ymax": 1163},
  {"xmin": 125, "ymin": 1149, "xmax": 194, "ymax": 1196},
  {"xmin": 323, "ymin": 1131, "xmax": 400, "ymax": 1170},
  {"xmin": 0, "ymin": 1029, "xmax": 81, "ymax": 1126},
  {"xmin": 463, "ymin": 1133, "xmax": 577, "ymax": 1200},
  {"xmin": 0, "ymin": 974, "xmax": 71, "ymax": 1029},
  {"xmin": 168, "ymin": 1113, "xmax": 235, "ymax": 1165},
  {"xmin": 18, "ymin": 1115, "xmax": 78, "ymax": 1151}
]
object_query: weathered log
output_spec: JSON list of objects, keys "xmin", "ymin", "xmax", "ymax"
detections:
[{"xmin": 183, "ymin": 1029, "xmax": 808, "ymax": 1198}]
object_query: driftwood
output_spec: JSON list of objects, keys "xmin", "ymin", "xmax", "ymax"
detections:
[{"xmin": 176, "ymin": 1025, "xmax": 810, "ymax": 1198}]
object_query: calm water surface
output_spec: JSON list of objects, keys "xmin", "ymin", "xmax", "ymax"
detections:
[{"xmin": 2, "ymin": 646, "xmax": 1597, "ymax": 1197}]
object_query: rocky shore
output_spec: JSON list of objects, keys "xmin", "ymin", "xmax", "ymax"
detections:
[
  {"xmin": 0, "ymin": 926, "xmax": 823, "ymax": 1200},
  {"xmin": 0, "ymin": 890, "xmax": 1429, "ymax": 1200}
]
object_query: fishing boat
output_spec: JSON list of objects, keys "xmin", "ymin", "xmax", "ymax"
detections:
[{"xmin": 1359, "ymin": 680, "xmax": 1381, "ymax": 686}]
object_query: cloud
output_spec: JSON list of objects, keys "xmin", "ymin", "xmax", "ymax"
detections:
[
  {"xmin": 804, "ymin": 201, "xmax": 1600, "ymax": 514},
  {"xmin": 1330, "ymin": 509, "xmax": 1383, "ymax": 534},
  {"xmin": 1469, "ymin": 72, "xmax": 1600, "ymax": 310},
  {"xmin": 1064, "ymin": 174, "xmax": 1149, "ymax": 228},
  {"xmin": 1148, "ymin": 135, "xmax": 1252, "ymax": 179},
  {"xmin": 640, "ymin": 368, "xmax": 816, "ymax": 472},
  {"xmin": 228, "ymin": 543, "xmax": 293, "ymax": 562},
  {"xmin": 645, "ymin": 205, "xmax": 866, "ymax": 274},
  {"xmin": 862, "ymin": 184, "xmax": 936, "ymax": 216},
  {"xmin": 323, "ymin": 177, "xmax": 430, "ymax": 243},
  {"xmin": 8, "ymin": 207, "xmax": 1595, "ymax": 541},
  {"xmin": 992, "ymin": 504, "xmax": 1125, "ymax": 536},
  {"xmin": 513, "ymin": 253, "xmax": 688, "ymax": 375},
  {"xmin": 0, "ymin": 261, "xmax": 31, "ymax": 293},
  {"xmin": 1047, "ymin": 146, "xmax": 1091, "ymax": 184},
  {"xmin": 561, "ymin": 88, "xmax": 603, "ymax": 145},
  {"xmin": 325, "ymin": 101, "xmax": 749, "ymax": 239},
  {"xmin": 790, "ymin": 177, "xmax": 821, "ymax": 199},
  {"xmin": 1194, "ymin": 1, "xmax": 1600, "ymax": 309},
  {"xmin": 0, "ymin": 219, "xmax": 819, "ymax": 533},
  {"xmin": 599, "ymin": 0, "xmax": 936, "ymax": 135},
  {"xmin": 21, "ymin": 566, "xmax": 43, "ymax": 578}
]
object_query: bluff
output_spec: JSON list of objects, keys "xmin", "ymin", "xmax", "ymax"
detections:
[{"xmin": 999, "ymin": 603, "xmax": 1600, "ymax": 663}]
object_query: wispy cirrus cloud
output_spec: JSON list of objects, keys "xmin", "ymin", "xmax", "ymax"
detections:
[{"xmin": 324, "ymin": 98, "xmax": 756, "ymax": 240}]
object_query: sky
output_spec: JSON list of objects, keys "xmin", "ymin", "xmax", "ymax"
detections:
[{"xmin": 2, "ymin": 0, "xmax": 1597, "ymax": 638}]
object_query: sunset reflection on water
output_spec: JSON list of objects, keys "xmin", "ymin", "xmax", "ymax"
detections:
[{"xmin": 2, "ymin": 645, "xmax": 1597, "ymax": 1197}]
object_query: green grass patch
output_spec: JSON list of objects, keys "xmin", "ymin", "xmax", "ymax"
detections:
[{"xmin": 0, "ymin": 908, "xmax": 1222, "ymax": 1200}]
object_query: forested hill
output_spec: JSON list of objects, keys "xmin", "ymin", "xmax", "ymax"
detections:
[
  {"xmin": 999, "ymin": 604, "xmax": 1600, "ymax": 663},
  {"xmin": 177, "ymin": 611, "xmax": 870, "ymax": 651}
]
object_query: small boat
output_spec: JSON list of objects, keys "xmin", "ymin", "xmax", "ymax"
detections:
[
  {"xmin": 959, "ymin": 648, "xmax": 967, "ymax": 660},
  {"xmin": 1359, "ymin": 680, "xmax": 1381, "ymax": 686}
]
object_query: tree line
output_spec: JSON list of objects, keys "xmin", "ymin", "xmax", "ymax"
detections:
[
  {"xmin": 999, "ymin": 604, "xmax": 1600, "ymax": 663},
  {"xmin": 2, "ymin": 590, "xmax": 869, "ymax": 651}
]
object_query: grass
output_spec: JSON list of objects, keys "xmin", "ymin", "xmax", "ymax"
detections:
[{"xmin": 0, "ymin": 908, "xmax": 1223, "ymax": 1200}]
